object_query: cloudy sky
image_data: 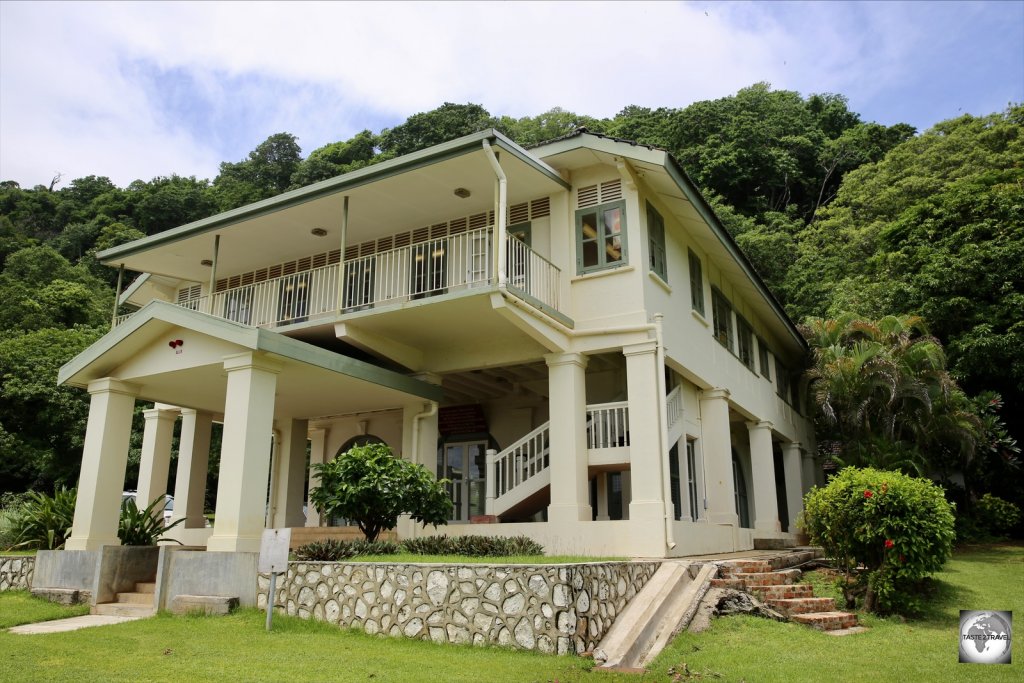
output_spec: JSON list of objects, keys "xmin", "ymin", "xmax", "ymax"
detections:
[{"xmin": 1, "ymin": 1, "xmax": 1021, "ymax": 188}]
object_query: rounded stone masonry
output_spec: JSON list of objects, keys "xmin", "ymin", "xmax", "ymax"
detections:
[
  {"xmin": 258, "ymin": 561, "xmax": 658, "ymax": 654},
  {"xmin": 0, "ymin": 556, "xmax": 35, "ymax": 592}
]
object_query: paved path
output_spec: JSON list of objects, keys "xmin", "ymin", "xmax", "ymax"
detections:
[{"xmin": 8, "ymin": 614, "xmax": 142, "ymax": 634}]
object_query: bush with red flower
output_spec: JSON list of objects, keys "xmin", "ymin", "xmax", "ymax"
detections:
[{"xmin": 801, "ymin": 467, "xmax": 956, "ymax": 614}]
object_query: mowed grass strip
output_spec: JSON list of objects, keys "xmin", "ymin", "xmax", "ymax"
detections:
[
  {"xmin": 0, "ymin": 591, "xmax": 88, "ymax": 629},
  {"xmin": 648, "ymin": 543, "xmax": 1024, "ymax": 683}
]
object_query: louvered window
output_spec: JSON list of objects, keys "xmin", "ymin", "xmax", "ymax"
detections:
[
  {"xmin": 177, "ymin": 285, "xmax": 201, "ymax": 310},
  {"xmin": 688, "ymin": 249, "xmax": 705, "ymax": 316},
  {"xmin": 647, "ymin": 201, "xmax": 667, "ymax": 282}
]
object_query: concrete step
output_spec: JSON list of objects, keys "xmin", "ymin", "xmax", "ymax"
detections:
[
  {"xmin": 749, "ymin": 584, "xmax": 814, "ymax": 601},
  {"xmin": 115, "ymin": 591, "xmax": 155, "ymax": 605},
  {"xmin": 171, "ymin": 595, "xmax": 239, "ymax": 616},
  {"xmin": 134, "ymin": 582, "xmax": 156, "ymax": 594},
  {"xmin": 767, "ymin": 597, "xmax": 837, "ymax": 616},
  {"xmin": 790, "ymin": 611, "xmax": 858, "ymax": 631},
  {"xmin": 92, "ymin": 602, "xmax": 155, "ymax": 618}
]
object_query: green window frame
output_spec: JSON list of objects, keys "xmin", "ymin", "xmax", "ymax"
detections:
[
  {"xmin": 737, "ymin": 315, "xmax": 755, "ymax": 370},
  {"xmin": 757, "ymin": 337, "xmax": 771, "ymax": 380},
  {"xmin": 688, "ymin": 249, "xmax": 705, "ymax": 316},
  {"xmin": 576, "ymin": 200, "xmax": 627, "ymax": 274},
  {"xmin": 646, "ymin": 201, "xmax": 667, "ymax": 282},
  {"xmin": 775, "ymin": 357, "xmax": 790, "ymax": 400},
  {"xmin": 711, "ymin": 287, "xmax": 734, "ymax": 350}
]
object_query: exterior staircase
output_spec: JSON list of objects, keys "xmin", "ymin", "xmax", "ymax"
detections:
[
  {"xmin": 92, "ymin": 579, "xmax": 157, "ymax": 617},
  {"xmin": 711, "ymin": 555, "xmax": 859, "ymax": 632}
]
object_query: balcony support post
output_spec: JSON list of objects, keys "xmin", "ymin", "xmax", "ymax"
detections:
[
  {"xmin": 206, "ymin": 234, "xmax": 220, "ymax": 315},
  {"xmin": 110, "ymin": 263, "xmax": 124, "ymax": 328},
  {"xmin": 336, "ymin": 195, "xmax": 349, "ymax": 313},
  {"xmin": 482, "ymin": 140, "xmax": 507, "ymax": 289}
]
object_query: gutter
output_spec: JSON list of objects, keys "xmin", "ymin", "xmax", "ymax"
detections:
[{"xmin": 481, "ymin": 140, "xmax": 508, "ymax": 289}]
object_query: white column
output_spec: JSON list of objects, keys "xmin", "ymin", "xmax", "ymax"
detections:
[
  {"xmin": 623, "ymin": 341, "xmax": 666, "ymax": 530},
  {"xmin": 595, "ymin": 472, "xmax": 610, "ymax": 521},
  {"xmin": 699, "ymin": 388, "xmax": 737, "ymax": 526},
  {"xmin": 66, "ymin": 378, "xmax": 138, "ymax": 551},
  {"xmin": 136, "ymin": 404, "xmax": 179, "ymax": 516},
  {"xmin": 747, "ymin": 420, "xmax": 780, "ymax": 532},
  {"xmin": 208, "ymin": 352, "xmax": 282, "ymax": 552},
  {"xmin": 272, "ymin": 419, "xmax": 309, "ymax": 528},
  {"xmin": 545, "ymin": 352, "xmax": 591, "ymax": 523},
  {"xmin": 173, "ymin": 409, "xmax": 213, "ymax": 528},
  {"xmin": 802, "ymin": 449, "xmax": 818, "ymax": 494},
  {"xmin": 782, "ymin": 442, "xmax": 805, "ymax": 534},
  {"xmin": 306, "ymin": 426, "xmax": 329, "ymax": 527}
]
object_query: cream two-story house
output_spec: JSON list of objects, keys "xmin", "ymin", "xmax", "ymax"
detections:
[{"xmin": 59, "ymin": 129, "xmax": 818, "ymax": 558}]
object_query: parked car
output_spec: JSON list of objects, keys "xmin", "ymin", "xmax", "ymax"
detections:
[{"xmin": 122, "ymin": 491, "xmax": 174, "ymax": 523}]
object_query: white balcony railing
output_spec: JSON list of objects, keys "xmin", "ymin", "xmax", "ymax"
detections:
[
  {"xmin": 114, "ymin": 228, "xmax": 564, "ymax": 329},
  {"xmin": 586, "ymin": 401, "xmax": 630, "ymax": 449}
]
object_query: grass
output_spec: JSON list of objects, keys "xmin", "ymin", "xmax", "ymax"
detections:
[
  {"xmin": 0, "ymin": 544, "xmax": 1019, "ymax": 682},
  {"xmin": 647, "ymin": 542, "xmax": 1024, "ymax": 682},
  {"xmin": 322, "ymin": 553, "xmax": 625, "ymax": 564},
  {"xmin": 0, "ymin": 549, "xmax": 38, "ymax": 555},
  {"xmin": 0, "ymin": 591, "xmax": 88, "ymax": 629}
]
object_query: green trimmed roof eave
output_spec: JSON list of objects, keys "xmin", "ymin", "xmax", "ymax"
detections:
[
  {"xmin": 57, "ymin": 301, "xmax": 442, "ymax": 402},
  {"xmin": 662, "ymin": 155, "xmax": 808, "ymax": 353},
  {"xmin": 97, "ymin": 129, "xmax": 568, "ymax": 265}
]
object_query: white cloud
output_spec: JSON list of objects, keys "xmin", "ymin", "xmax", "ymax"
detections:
[{"xmin": 1, "ymin": 1, "xmax": 1020, "ymax": 188}]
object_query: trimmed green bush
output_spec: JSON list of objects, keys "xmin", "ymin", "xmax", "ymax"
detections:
[
  {"xmin": 802, "ymin": 467, "xmax": 956, "ymax": 614},
  {"xmin": 974, "ymin": 493, "xmax": 1021, "ymax": 537},
  {"xmin": 293, "ymin": 539, "xmax": 400, "ymax": 561},
  {"xmin": 292, "ymin": 535, "xmax": 544, "ymax": 562}
]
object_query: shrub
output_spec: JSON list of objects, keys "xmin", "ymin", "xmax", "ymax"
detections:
[
  {"xmin": 802, "ymin": 467, "xmax": 956, "ymax": 614},
  {"xmin": 974, "ymin": 493, "xmax": 1021, "ymax": 537},
  {"xmin": 293, "ymin": 539, "xmax": 400, "ymax": 561},
  {"xmin": 7, "ymin": 487, "xmax": 77, "ymax": 550},
  {"xmin": 310, "ymin": 443, "xmax": 452, "ymax": 542},
  {"xmin": 0, "ymin": 492, "xmax": 31, "ymax": 550},
  {"xmin": 400, "ymin": 535, "xmax": 544, "ymax": 557},
  {"xmin": 118, "ymin": 497, "xmax": 185, "ymax": 546}
]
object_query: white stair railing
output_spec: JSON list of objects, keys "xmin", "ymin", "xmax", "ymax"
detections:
[
  {"xmin": 666, "ymin": 384, "xmax": 683, "ymax": 433},
  {"xmin": 586, "ymin": 401, "xmax": 630, "ymax": 449},
  {"xmin": 492, "ymin": 422, "xmax": 550, "ymax": 502}
]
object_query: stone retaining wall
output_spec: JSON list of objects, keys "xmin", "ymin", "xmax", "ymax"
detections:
[
  {"xmin": 259, "ymin": 561, "xmax": 658, "ymax": 654},
  {"xmin": 0, "ymin": 555, "xmax": 35, "ymax": 591}
]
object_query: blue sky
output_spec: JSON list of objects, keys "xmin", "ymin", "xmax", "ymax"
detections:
[{"xmin": 1, "ymin": 1, "xmax": 1021, "ymax": 188}]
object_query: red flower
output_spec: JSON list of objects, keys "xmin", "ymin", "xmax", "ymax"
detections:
[
  {"xmin": 884, "ymin": 539, "xmax": 894, "ymax": 549},
  {"xmin": 864, "ymin": 490, "xmax": 874, "ymax": 498}
]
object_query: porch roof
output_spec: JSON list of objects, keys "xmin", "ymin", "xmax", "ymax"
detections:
[
  {"xmin": 58, "ymin": 301, "xmax": 442, "ymax": 418},
  {"xmin": 95, "ymin": 129, "xmax": 569, "ymax": 285}
]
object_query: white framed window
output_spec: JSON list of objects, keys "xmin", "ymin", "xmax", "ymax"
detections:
[
  {"xmin": 647, "ymin": 201, "xmax": 667, "ymax": 282},
  {"xmin": 576, "ymin": 200, "xmax": 627, "ymax": 274},
  {"xmin": 688, "ymin": 249, "xmax": 705, "ymax": 316},
  {"xmin": 737, "ymin": 315, "xmax": 755, "ymax": 370},
  {"xmin": 711, "ymin": 287, "xmax": 734, "ymax": 350}
]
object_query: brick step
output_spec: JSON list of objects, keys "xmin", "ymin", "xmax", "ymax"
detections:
[
  {"xmin": 765, "ymin": 550, "xmax": 818, "ymax": 571},
  {"xmin": 115, "ymin": 591, "xmax": 156, "ymax": 605},
  {"xmin": 720, "ymin": 561, "xmax": 772, "ymax": 577},
  {"xmin": 768, "ymin": 597, "xmax": 837, "ymax": 616},
  {"xmin": 732, "ymin": 572, "xmax": 790, "ymax": 586},
  {"xmin": 135, "ymin": 582, "xmax": 156, "ymax": 594},
  {"xmin": 749, "ymin": 584, "xmax": 814, "ymax": 601},
  {"xmin": 709, "ymin": 578, "xmax": 746, "ymax": 589},
  {"xmin": 791, "ymin": 611, "xmax": 858, "ymax": 631}
]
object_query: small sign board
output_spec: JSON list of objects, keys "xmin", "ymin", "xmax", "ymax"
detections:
[{"xmin": 258, "ymin": 528, "xmax": 291, "ymax": 573}]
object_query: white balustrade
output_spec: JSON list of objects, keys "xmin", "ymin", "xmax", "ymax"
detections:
[
  {"xmin": 505, "ymin": 235, "xmax": 561, "ymax": 312},
  {"xmin": 666, "ymin": 384, "xmax": 683, "ymax": 432},
  {"xmin": 493, "ymin": 422, "xmax": 550, "ymax": 499},
  {"xmin": 586, "ymin": 401, "xmax": 630, "ymax": 449}
]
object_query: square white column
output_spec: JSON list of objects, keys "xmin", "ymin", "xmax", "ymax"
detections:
[
  {"xmin": 136, "ymin": 404, "xmax": 179, "ymax": 516},
  {"xmin": 747, "ymin": 420, "xmax": 780, "ymax": 532},
  {"xmin": 698, "ymin": 388, "xmax": 738, "ymax": 526},
  {"xmin": 66, "ymin": 378, "xmax": 139, "ymax": 551},
  {"xmin": 623, "ymin": 341, "xmax": 666, "ymax": 522},
  {"xmin": 782, "ymin": 442, "xmax": 805, "ymax": 533},
  {"xmin": 272, "ymin": 418, "xmax": 309, "ymax": 528},
  {"xmin": 595, "ymin": 472, "xmax": 610, "ymax": 521},
  {"xmin": 545, "ymin": 352, "xmax": 591, "ymax": 523},
  {"xmin": 173, "ymin": 409, "xmax": 213, "ymax": 528},
  {"xmin": 305, "ymin": 427, "xmax": 329, "ymax": 527},
  {"xmin": 207, "ymin": 352, "xmax": 282, "ymax": 553}
]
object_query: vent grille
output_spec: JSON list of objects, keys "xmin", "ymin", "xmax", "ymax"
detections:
[
  {"xmin": 600, "ymin": 179, "xmax": 622, "ymax": 202},
  {"xmin": 509, "ymin": 202, "xmax": 529, "ymax": 224},
  {"xmin": 530, "ymin": 197, "xmax": 550, "ymax": 218},
  {"xmin": 468, "ymin": 212, "xmax": 489, "ymax": 230},
  {"xmin": 177, "ymin": 285, "xmax": 201, "ymax": 303},
  {"xmin": 577, "ymin": 184, "xmax": 599, "ymax": 208}
]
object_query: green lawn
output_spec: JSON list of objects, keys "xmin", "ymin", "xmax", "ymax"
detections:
[
  {"xmin": 1, "ymin": 544, "xmax": 1019, "ymax": 682},
  {"xmin": 0, "ymin": 591, "xmax": 88, "ymax": 629}
]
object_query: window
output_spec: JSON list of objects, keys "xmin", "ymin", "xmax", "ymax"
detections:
[
  {"xmin": 775, "ymin": 358, "xmax": 790, "ymax": 400},
  {"xmin": 757, "ymin": 338, "xmax": 771, "ymax": 380},
  {"xmin": 688, "ymin": 249, "xmax": 705, "ymax": 316},
  {"xmin": 711, "ymin": 288, "xmax": 734, "ymax": 350},
  {"xmin": 687, "ymin": 439, "xmax": 699, "ymax": 521},
  {"xmin": 737, "ymin": 315, "xmax": 755, "ymax": 370},
  {"xmin": 647, "ymin": 202, "xmax": 667, "ymax": 282},
  {"xmin": 732, "ymin": 451, "xmax": 751, "ymax": 528},
  {"xmin": 669, "ymin": 443, "xmax": 682, "ymax": 521},
  {"xmin": 576, "ymin": 200, "xmax": 626, "ymax": 274}
]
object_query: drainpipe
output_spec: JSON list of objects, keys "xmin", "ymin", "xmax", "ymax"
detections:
[
  {"xmin": 111, "ymin": 263, "xmax": 124, "ymax": 328},
  {"xmin": 481, "ymin": 140, "xmax": 507, "ymax": 289},
  {"xmin": 336, "ymin": 195, "xmax": 349, "ymax": 314},
  {"xmin": 409, "ymin": 401, "xmax": 438, "ymax": 468},
  {"xmin": 654, "ymin": 313, "xmax": 676, "ymax": 551},
  {"xmin": 207, "ymin": 235, "xmax": 220, "ymax": 315}
]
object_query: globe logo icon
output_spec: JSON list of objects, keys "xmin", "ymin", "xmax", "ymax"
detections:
[{"xmin": 959, "ymin": 610, "xmax": 1012, "ymax": 664}]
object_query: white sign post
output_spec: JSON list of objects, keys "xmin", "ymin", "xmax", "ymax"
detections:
[{"xmin": 259, "ymin": 528, "xmax": 291, "ymax": 631}]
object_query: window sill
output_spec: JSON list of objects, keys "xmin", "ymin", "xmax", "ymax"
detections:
[
  {"xmin": 691, "ymin": 310, "xmax": 709, "ymax": 327},
  {"xmin": 648, "ymin": 271, "xmax": 671, "ymax": 293},
  {"xmin": 572, "ymin": 265, "xmax": 635, "ymax": 283}
]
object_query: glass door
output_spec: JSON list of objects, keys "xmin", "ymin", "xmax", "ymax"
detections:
[{"xmin": 439, "ymin": 440, "xmax": 487, "ymax": 521}]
